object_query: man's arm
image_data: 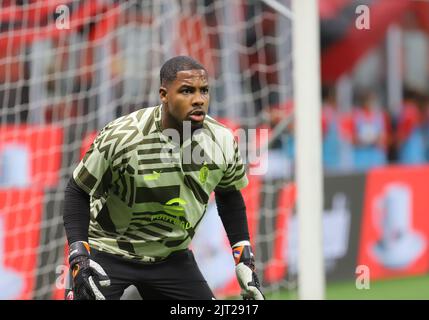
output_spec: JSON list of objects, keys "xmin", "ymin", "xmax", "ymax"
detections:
[
  {"xmin": 63, "ymin": 177, "xmax": 110, "ymax": 300},
  {"xmin": 214, "ymin": 190, "xmax": 249, "ymax": 246},
  {"xmin": 63, "ymin": 177, "xmax": 90, "ymax": 244},
  {"xmin": 215, "ymin": 190, "xmax": 264, "ymax": 300}
]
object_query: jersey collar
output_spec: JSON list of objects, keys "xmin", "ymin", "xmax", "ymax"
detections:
[{"xmin": 154, "ymin": 104, "xmax": 163, "ymax": 134}]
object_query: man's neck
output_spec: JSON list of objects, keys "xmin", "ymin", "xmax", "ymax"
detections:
[{"xmin": 161, "ymin": 106, "xmax": 184, "ymax": 144}]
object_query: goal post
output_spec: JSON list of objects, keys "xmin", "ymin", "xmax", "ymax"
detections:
[{"xmin": 292, "ymin": 0, "xmax": 325, "ymax": 300}]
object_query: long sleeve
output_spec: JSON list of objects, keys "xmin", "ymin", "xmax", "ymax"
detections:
[
  {"xmin": 215, "ymin": 190, "xmax": 250, "ymax": 246},
  {"xmin": 63, "ymin": 176, "xmax": 91, "ymax": 244}
]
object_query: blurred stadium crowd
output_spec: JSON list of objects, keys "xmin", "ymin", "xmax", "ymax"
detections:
[{"xmin": 268, "ymin": 84, "xmax": 429, "ymax": 176}]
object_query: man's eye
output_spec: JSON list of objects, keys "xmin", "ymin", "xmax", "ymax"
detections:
[
  {"xmin": 201, "ymin": 88, "xmax": 209, "ymax": 94},
  {"xmin": 182, "ymin": 89, "xmax": 192, "ymax": 94}
]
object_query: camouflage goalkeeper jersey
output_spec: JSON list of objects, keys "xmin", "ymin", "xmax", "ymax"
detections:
[{"xmin": 73, "ymin": 105, "xmax": 248, "ymax": 262}]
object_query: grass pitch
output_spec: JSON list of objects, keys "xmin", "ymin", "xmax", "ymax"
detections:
[{"xmin": 262, "ymin": 274, "xmax": 429, "ymax": 300}]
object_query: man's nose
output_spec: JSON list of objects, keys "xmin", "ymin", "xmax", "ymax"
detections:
[{"xmin": 192, "ymin": 92, "xmax": 205, "ymax": 107}]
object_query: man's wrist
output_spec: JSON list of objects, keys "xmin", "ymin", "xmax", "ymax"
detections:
[
  {"xmin": 69, "ymin": 241, "xmax": 91, "ymax": 265},
  {"xmin": 232, "ymin": 240, "xmax": 254, "ymax": 268},
  {"xmin": 232, "ymin": 240, "xmax": 251, "ymax": 248}
]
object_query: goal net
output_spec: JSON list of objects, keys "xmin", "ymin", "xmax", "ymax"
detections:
[{"xmin": 0, "ymin": 0, "xmax": 295, "ymax": 299}]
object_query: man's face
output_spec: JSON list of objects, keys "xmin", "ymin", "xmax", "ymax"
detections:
[{"xmin": 160, "ymin": 69, "xmax": 209, "ymax": 130}]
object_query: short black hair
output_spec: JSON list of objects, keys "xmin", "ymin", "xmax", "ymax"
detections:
[{"xmin": 160, "ymin": 56, "xmax": 207, "ymax": 86}]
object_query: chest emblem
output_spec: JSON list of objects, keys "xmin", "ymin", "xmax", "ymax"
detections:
[{"xmin": 199, "ymin": 163, "xmax": 209, "ymax": 184}]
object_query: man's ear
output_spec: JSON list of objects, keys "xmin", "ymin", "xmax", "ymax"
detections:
[{"xmin": 159, "ymin": 87, "xmax": 168, "ymax": 105}]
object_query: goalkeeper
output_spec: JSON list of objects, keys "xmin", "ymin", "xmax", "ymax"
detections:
[{"xmin": 63, "ymin": 55, "xmax": 264, "ymax": 300}]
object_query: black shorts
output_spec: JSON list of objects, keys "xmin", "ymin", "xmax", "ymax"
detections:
[{"xmin": 89, "ymin": 249, "xmax": 215, "ymax": 300}]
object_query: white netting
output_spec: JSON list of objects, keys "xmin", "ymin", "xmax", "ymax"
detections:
[{"xmin": 0, "ymin": 0, "xmax": 294, "ymax": 299}]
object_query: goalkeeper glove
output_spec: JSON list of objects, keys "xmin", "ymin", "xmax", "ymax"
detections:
[
  {"xmin": 68, "ymin": 241, "xmax": 110, "ymax": 300},
  {"xmin": 232, "ymin": 241, "xmax": 265, "ymax": 300}
]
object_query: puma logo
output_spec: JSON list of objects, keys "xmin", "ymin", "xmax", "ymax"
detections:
[{"xmin": 143, "ymin": 170, "xmax": 161, "ymax": 181}]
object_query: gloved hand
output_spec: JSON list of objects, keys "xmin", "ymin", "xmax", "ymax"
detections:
[
  {"xmin": 232, "ymin": 241, "xmax": 265, "ymax": 300},
  {"xmin": 68, "ymin": 241, "xmax": 110, "ymax": 300}
]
